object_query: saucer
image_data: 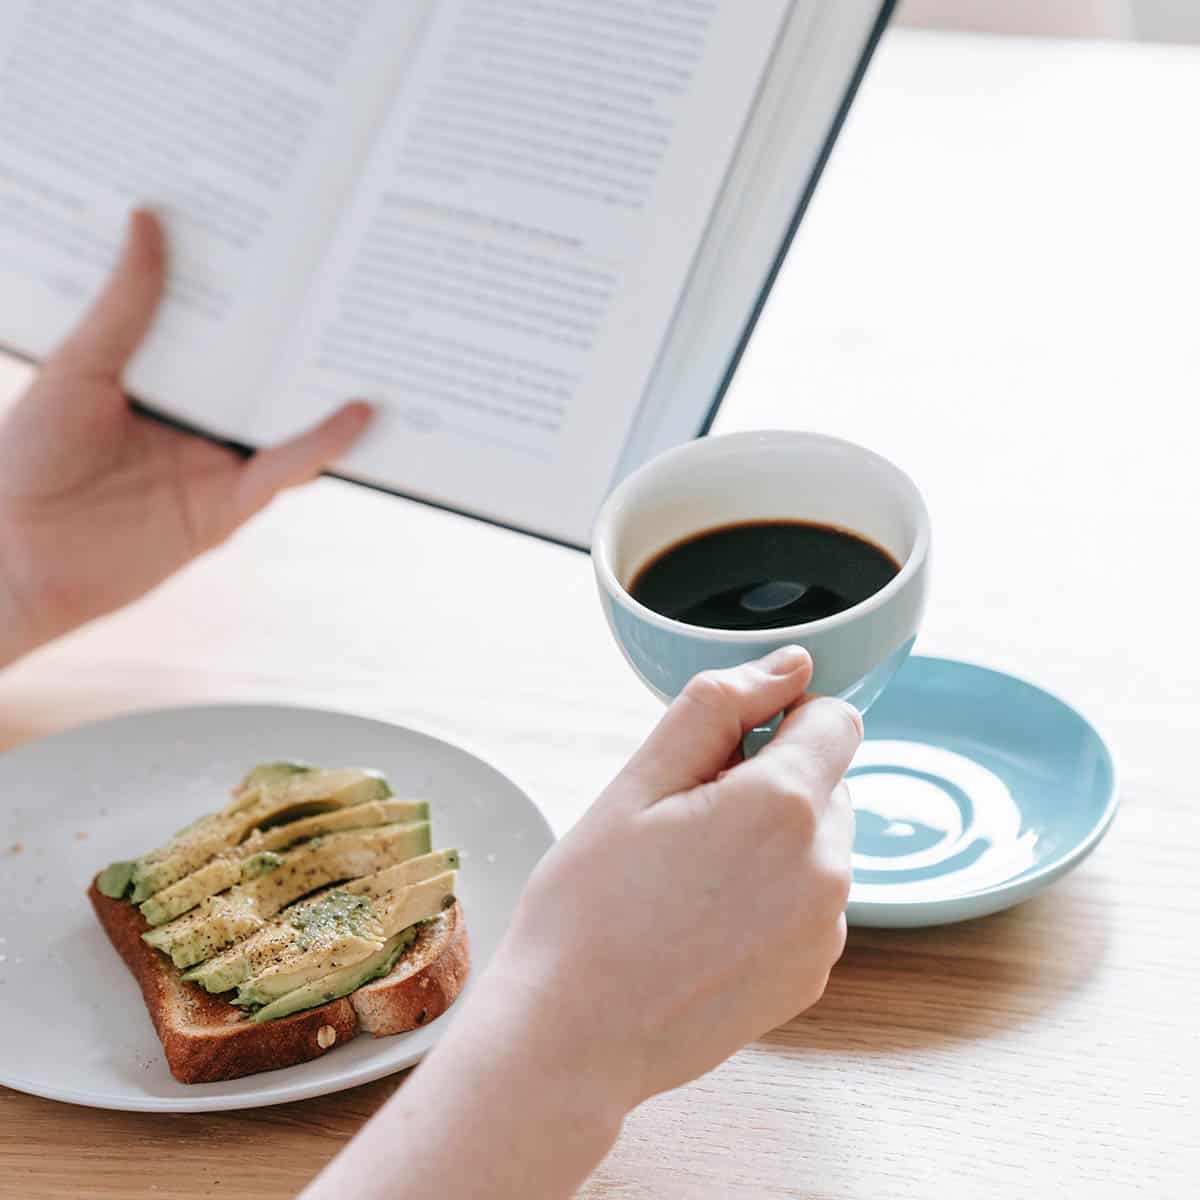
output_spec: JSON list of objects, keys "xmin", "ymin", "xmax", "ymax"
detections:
[{"xmin": 845, "ymin": 656, "xmax": 1118, "ymax": 928}]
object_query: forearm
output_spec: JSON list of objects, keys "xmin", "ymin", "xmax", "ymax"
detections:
[{"xmin": 301, "ymin": 977, "xmax": 629, "ymax": 1200}]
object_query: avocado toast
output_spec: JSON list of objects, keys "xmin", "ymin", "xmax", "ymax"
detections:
[{"xmin": 89, "ymin": 762, "xmax": 469, "ymax": 1084}]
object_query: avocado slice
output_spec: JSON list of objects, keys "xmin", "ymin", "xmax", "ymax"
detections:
[
  {"xmin": 235, "ymin": 870, "xmax": 456, "ymax": 1007},
  {"xmin": 138, "ymin": 799, "xmax": 429, "ymax": 926},
  {"xmin": 96, "ymin": 860, "xmax": 135, "ymax": 900},
  {"xmin": 249, "ymin": 925, "xmax": 420, "ymax": 1023},
  {"xmin": 138, "ymin": 849, "xmax": 284, "ymax": 926},
  {"xmin": 241, "ymin": 768, "xmax": 393, "ymax": 825},
  {"xmin": 127, "ymin": 768, "xmax": 394, "ymax": 902},
  {"xmin": 221, "ymin": 762, "xmax": 313, "ymax": 816},
  {"xmin": 228, "ymin": 890, "xmax": 385, "ymax": 1006},
  {"xmin": 142, "ymin": 821, "xmax": 431, "ymax": 969},
  {"xmin": 139, "ymin": 856, "xmax": 244, "ymax": 925},
  {"xmin": 251, "ymin": 797, "xmax": 428, "ymax": 854},
  {"xmin": 340, "ymin": 848, "xmax": 459, "ymax": 900},
  {"xmin": 233, "ymin": 760, "xmax": 313, "ymax": 800},
  {"xmin": 182, "ymin": 849, "xmax": 459, "ymax": 994}
]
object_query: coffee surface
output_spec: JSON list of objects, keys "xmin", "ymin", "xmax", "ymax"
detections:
[{"xmin": 629, "ymin": 520, "xmax": 900, "ymax": 631}]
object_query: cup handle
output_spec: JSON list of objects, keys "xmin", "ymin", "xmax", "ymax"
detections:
[{"xmin": 741, "ymin": 712, "xmax": 783, "ymax": 759}]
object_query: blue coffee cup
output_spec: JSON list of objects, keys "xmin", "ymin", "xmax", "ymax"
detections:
[{"xmin": 592, "ymin": 431, "xmax": 930, "ymax": 712}]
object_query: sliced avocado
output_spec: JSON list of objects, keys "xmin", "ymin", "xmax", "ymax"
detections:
[
  {"xmin": 252, "ymin": 798, "xmax": 428, "ymax": 853},
  {"xmin": 128, "ymin": 769, "xmax": 395, "ymax": 903},
  {"xmin": 341, "ymin": 848, "xmax": 459, "ymax": 900},
  {"xmin": 289, "ymin": 889, "xmax": 380, "ymax": 948},
  {"xmin": 235, "ymin": 870, "xmax": 455, "ymax": 1006},
  {"xmin": 181, "ymin": 920, "xmax": 298, "ymax": 992},
  {"xmin": 142, "ymin": 821, "xmax": 431, "ymax": 969},
  {"xmin": 225, "ymin": 763, "xmax": 311, "ymax": 814},
  {"xmin": 96, "ymin": 860, "xmax": 135, "ymax": 899},
  {"xmin": 182, "ymin": 849, "xmax": 458, "ymax": 994},
  {"xmin": 249, "ymin": 769, "xmax": 393, "ymax": 827},
  {"xmin": 371, "ymin": 870, "xmax": 456, "ymax": 938},
  {"xmin": 129, "ymin": 830, "xmax": 235, "ymax": 904},
  {"xmin": 233, "ymin": 896, "xmax": 385, "ymax": 1008},
  {"xmin": 142, "ymin": 889, "xmax": 264, "ymax": 968},
  {"xmin": 139, "ymin": 856, "xmax": 242, "ymax": 925},
  {"xmin": 140, "ymin": 804, "xmax": 427, "ymax": 926},
  {"xmin": 241, "ymin": 850, "xmax": 284, "ymax": 879},
  {"xmin": 140, "ymin": 847, "xmax": 288, "ymax": 926},
  {"xmin": 250, "ymin": 925, "xmax": 419, "ymax": 1023},
  {"xmin": 235, "ymin": 761, "xmax": 313, "ymax": 797}
]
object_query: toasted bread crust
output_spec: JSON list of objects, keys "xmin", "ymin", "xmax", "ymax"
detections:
[
  {"xmin": 89, "ymin": 880, "xmax": 469, "ymax": 1084},
  {"xmin": 351, "ymin": 905, "xmax": 471, "ymax": 1036}
]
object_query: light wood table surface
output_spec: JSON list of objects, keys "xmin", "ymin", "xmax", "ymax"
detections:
[{"xmin": 2, "ymin": 27, "xmax": 1199, "ymax": 1200}]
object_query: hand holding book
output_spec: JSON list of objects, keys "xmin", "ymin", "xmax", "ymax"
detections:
[{"xmin": 0, "ymin": 212, "xmax": 371, "ymax": 667}]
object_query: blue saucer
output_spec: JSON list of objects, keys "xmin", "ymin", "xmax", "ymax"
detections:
[{"xmin": 846, "ymin": 656, "xmax": 1118, "ymax": 928}]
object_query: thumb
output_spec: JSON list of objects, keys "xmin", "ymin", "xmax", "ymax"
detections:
[
  {"xmin": 54, "ymin": 209, "xmax": 166, "ymax": 379},
  {"xmin": 234, "ymin": 402, "xmax": 373, "ymax": 522},
  {"xmin": 712, "ymin": 694, "xmax": 863, "ymax": 819},
  {"xmin": 620, "ymin": 646, "xmax": 813, "ymax": 801}
]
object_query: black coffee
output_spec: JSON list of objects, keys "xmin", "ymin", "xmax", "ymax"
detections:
[{"xmin": 628, "ymin": 520, "xmax": 900, "ymax": 631}]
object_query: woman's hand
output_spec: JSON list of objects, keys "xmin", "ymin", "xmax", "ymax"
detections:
[
  {"xmin": 494, "ymin": 643, "xmax": 860, "ymax": 1104},
  {"xmin": 0, "ymin": 210, "xmax": 371, "ymax": 666},
  {"xmin": 303, "ymin": 647, "xmax": 860, "ymax": 1200}
]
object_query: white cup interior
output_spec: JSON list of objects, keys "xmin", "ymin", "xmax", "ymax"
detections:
[{"xmin": 602, "ymin": 431, "xmax": 925, "ymax": 590}]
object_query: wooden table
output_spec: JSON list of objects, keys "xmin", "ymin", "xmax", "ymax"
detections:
[{"xmin": 2, "ymin": 27, "xmax": 1198, "ymax": 1200}]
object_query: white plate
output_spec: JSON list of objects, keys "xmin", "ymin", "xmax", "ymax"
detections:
[{"xmin": 0, "ymin": 704, "xmax": 554, "ymax": 1112}]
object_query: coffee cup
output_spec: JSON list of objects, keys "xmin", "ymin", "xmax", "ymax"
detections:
[{"xmin": 592, "ymin": 430, "xmax": 930, "ymax": 712}]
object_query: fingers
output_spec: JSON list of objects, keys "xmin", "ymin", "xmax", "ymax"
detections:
[
  {"xmin": 717, "ymin": 694, "xmax": 863, "ymax": 819},
  {"xmin": 234, "ymin": 402, "xmax": 373, "ymax": 522},
  {"xmin": 761, "ymin": 693, "xmax": 863, "ymax": 795},
  {"xmin": 53, "ymin": 209, "xmax": 166, "ymax": 380},
  {"xmin": 622, "ymin": 646, "xmax": 813, "ymax": 800},
  {"xmin": 825, "ymin": 782, "xmax": 856, "ymax": 860}
]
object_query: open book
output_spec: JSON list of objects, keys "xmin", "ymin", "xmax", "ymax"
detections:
[{"xmin": 0, "ymin": 0, "xmax": 892, "ymax": 548}]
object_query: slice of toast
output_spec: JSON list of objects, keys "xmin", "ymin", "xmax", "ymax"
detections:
[{"xmin": 89, "ymin": 879, "xmax": 470, "ymax": 1084}]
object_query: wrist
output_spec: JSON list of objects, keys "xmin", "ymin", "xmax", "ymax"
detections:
[
  {"xmin": 479, "ymin": 943, "xmax": 643, "ymax": 1122},
  {"xmin": 303, "ymin": 964, "xmax": 630, "ymax": 1200},
  {"xmin": 470, "ymin": 963, "xmax": 635, "ymax": 1133}
]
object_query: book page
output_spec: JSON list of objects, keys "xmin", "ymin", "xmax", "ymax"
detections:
[
  {"xmin": 0, "ymin": 0, "xmax": 429, "ymax": 438},
  {"xmin": 257, "ymin": 0, "xmax": 789, "ymax": 544},
  {"xmin": 614, "ymin": 1, "xmax": 886, "ymax": 479}
]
